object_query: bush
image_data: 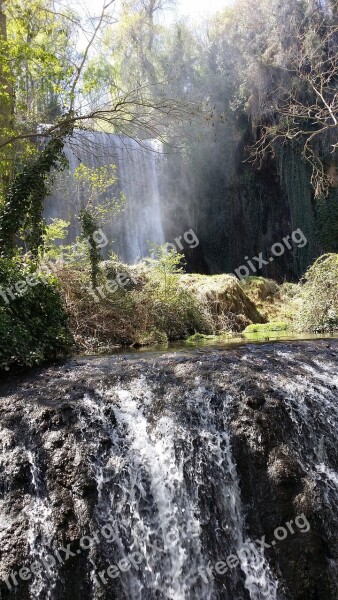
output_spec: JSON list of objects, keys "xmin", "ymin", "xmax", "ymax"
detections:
[
  {"xmin": 0, "ymin": 257, "xmax": 72, "ymax": 371},
  {"xmin": 58, "ymin": 250, "xmax": 211, "ymax": 353},
  {"xmin": 296, "ymin": 254, "xmax": 338, "ymax": 333},
  {"xmin": 140, "ymin": 246, "xmax": 211, "ymax": 340}
]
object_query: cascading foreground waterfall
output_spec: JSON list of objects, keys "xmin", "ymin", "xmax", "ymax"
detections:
[
  {"xmin": 85, "ymin": 378, "xmax": 279, "ymax": 600},
  {"xmin": 25, "ymin": 451, "xmax": 58, "ymax": 600},
  {"xmin": 0, "ymin": 340, "xmax": 338, "ymax": 600},
  {"xmin": 44, "ymin": 132, "xmax": 165, "ymax": 263}
]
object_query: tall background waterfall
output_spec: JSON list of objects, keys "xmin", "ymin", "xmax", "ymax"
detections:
[{"xmin": 45, "ymin": 132, "xmax": 165, "ymax": 263}]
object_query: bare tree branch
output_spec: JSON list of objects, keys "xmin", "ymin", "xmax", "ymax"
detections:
[
  {"xmin": 69, "ymin": 0, "xmax": 116, "ymax": 111},
  {"xmin": 248, "ymin": 14, "xmax": 338, "ymax": 197},
  {"xmin": 0, "ymin": 83, "xmax": 201, "ymax": 150}
]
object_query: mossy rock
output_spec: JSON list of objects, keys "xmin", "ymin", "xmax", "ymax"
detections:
[
  {"xmin": 239, "ymin": 276, "xmax": 280, "ymax": 302},
  {"xmin": 181, "ymin": 274, "xmax": 266, "ymax": 332}
]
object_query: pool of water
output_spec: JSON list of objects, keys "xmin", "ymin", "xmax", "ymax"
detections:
[{"xmin": 80, "ymin": 332, "xmax": 338, "ymax": 360}]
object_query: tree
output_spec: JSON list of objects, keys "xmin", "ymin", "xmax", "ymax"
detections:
[
  {"xmin": 248, "ymin": 0, "xmax": 338, "ymax": 197},
  {"xmin": 0, "ymin": 4, "xmax": 12, "ymax": 124},
  {"xmin": 0, "ymin": 3, "xmax": 14, "ymax": 198},
  {"xmin": 0, "ymin": 0, "xmax": 198, "ymax": 151},
  {"xmin": 0, "ymin": 0, "xmax": 200, "ymax": 257}
]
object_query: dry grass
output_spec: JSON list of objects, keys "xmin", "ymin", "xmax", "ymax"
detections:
[
  {"xmin": 239, "ymin": 276, "xmax": 296, "ymax": 323},
  {"xmin": 57, "ymin": 264, "xmax": 274, "ymax": 354}
]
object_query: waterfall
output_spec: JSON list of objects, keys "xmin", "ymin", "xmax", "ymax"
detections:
[
  {"xmin": 25, "ymin": 451, "xmax": 58, "ymax": 600},
  {"xmin": 73, "ymin": 371, "xmax": 280, "ymax": 600},
  {"xmin": 1, "ymin": 341, "xmax": 338, "ymax": 599},
  {"xmin": 45, "ymin": 132, "xmax": 165, "ymax": 263}
]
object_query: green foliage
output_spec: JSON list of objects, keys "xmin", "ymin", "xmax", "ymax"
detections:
[
  {"xmin": 6, "ymin": 0, "xmax": 76, "ymax": 124},
  {"xmin": 61, "ymin": 252, "xmax": 211, "ymax": 353},
  {"xmin": 0, "ymin": 256, "xmax": 72, "ymax": 370},
  {"xmin": 0, "ymin": 133, "xmax": 70, "ymax": 257},
  {"xmin": 41, "ymin": 218, "xmax": 70, "ymax": 260},
  {"xmin": 142, "ymin": 244, "xmax": 209, "ymax": 339},
  {"xmin": 79, "ymin": 209, "xmax": 102, "ymax": 289},
  {"xmin": 73, "ymin": 162, "xmax": 125, "ymax": 224},
  {"xmin": 41, "ymin": 219, "xmax": 93, "ymax": 269},
  {"xmin": 0, "ymin": 0, "xmax": 77, "ymax": 198},
  {"xmin": 296, "ymin": 254, "xmax": 338, "ymax": 333},
  {"xmin": 73, "ymin": 163, "xmax": 125, "ymax": 288},
  {"xmin": 145, "ymin": 244, "xmax": 184, "ymax": 301},
  {"xmin": 148, "ymin": 286, "xmax": 209, "ymax": 341}
]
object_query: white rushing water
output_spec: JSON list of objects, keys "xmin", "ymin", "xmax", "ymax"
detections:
[
  {"xmin": 25, "ymin": 451, "xmax": 58, "ymax": 600},
  {"xmin": 45, "ymin": 132, "xmax": 165, "ymax": 263},
  {"xmin": 4, "ymin": 344, "xmax": 338, "ymax": 599},
  {"xmin": 75, "ymin": 375, "xmax": 280, "ymax": 600}
]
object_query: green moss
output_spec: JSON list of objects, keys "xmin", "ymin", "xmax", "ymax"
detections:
[
  {"xmin": 181, "ymin": 273, "xmax": 265, "ymax": 332},
  {"xmin": 244, "ymin": 322, "xmax": 290, "ymax": 333},
  {"xmin": 239, "ymin": 277, "xmax": 279, "ymax": 301},
  {"xmin": 187, "ymin": 333, "xmax": 219, "ymax": 342}
]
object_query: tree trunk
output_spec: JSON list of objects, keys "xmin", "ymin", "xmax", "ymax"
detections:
[
  {"xmin": 0, "ymin": 5, "xmax": 14, "ymax": 194},
  {"xmin": 0, "ymin": 7, "xmax": 12, "ymax": 123}
]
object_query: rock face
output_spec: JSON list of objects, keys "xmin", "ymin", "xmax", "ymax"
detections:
[{"xmin": 0, "ymin": 340, "xmax": 337, "ymax": 600}]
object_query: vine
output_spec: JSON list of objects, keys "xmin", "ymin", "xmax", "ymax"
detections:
[
  {"xmin": 278, "ymin": 142, "xmax": 317, "ymax": 276},
  {"xmin": 79, "ymin": 208, "xmax": 102, "ymax": 289},
  {"xmin": 0, "ymin": 126, "xmax": 72, "ymax": 258}
]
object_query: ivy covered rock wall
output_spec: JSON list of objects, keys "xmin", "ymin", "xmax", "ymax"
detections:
[{"xmin": 164, "ymin": 128, "xmax": 338, "ymax": 282}]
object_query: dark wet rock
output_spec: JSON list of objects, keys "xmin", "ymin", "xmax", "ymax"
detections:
[
  {"xmin": 245, "ymin": 393, "xmax": 266, "ymax": 410},
  {"xmin": 0, "ymin": 340, "xmax": 337, "ymax": 599},
  {"xmin": 268, "ymin": 446, "xmax": 305, "ymax": 487}
]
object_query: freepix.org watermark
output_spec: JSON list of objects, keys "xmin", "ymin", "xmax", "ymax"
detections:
[
  {"xmin": 197, "ymin": 513, "xmax": 311, "ymax": 584},
  {"xmin": 87, "ymin": 272, "xmax": 137, "ymax": 303},
  {"xmin": 234, "ymin": 228, "xmax": 308, "ymax": 280},
  {"xmin": 0, "ymin": 229, "xmax": 110, "ymax": 305},
  {"xmin": 150, "ymin": 228, "xmax": 200, "ymax": 259},
  {"xmin": 3, "ymin": 520, "xmax": 117, "ymax": 590},
  {"xmin": 3, "ymin": 518, "xmax": 200, "ymax": 590}
]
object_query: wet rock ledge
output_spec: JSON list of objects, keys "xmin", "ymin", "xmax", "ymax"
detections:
[{"xmin": 0, "ymin": 340, "xmax": 337, "ymax": 600}]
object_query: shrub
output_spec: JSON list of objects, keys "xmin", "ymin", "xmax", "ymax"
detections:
[
  {"xmin": 58, "ymin": 250, "xmax": 211, "ymax": 353},
  {"xmin": 143, "ymin": 246, "xmax": 211, "ymax": 339},
  {"xmin": 0, "ymin": 257, "xmax": 72, "ymax": 371},
  {"xmin": 296, "ymin": 254, "xmax": 338, "ymax": 333}
]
